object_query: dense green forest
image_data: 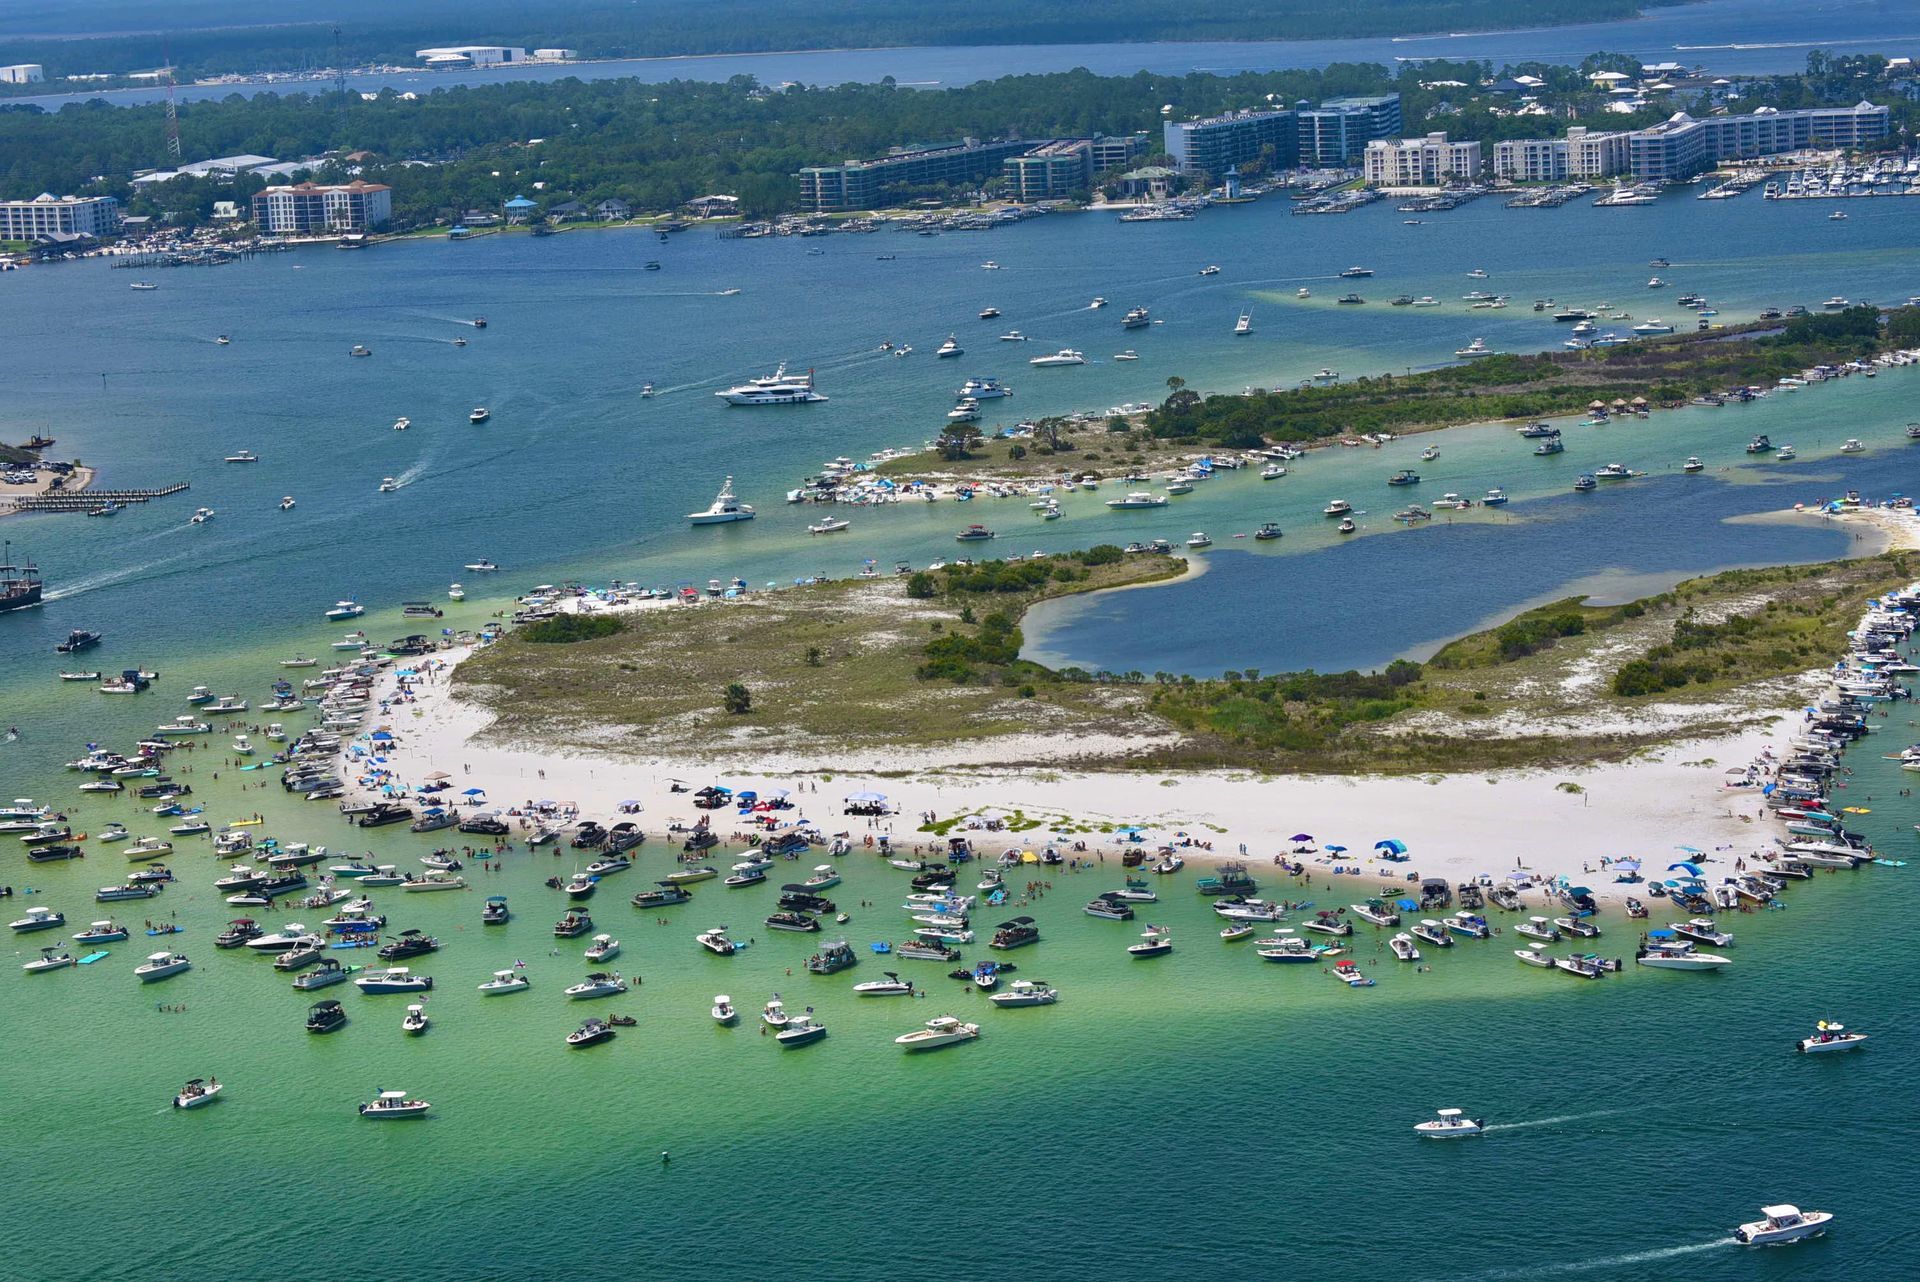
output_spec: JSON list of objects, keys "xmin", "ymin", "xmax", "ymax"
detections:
[{"xmin": 0, "ymin": 0, "xmax": 1682, "ymax": 86}]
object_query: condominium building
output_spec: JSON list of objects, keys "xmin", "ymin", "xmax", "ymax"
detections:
[
  {"xmin": 1297, "ymin": 94, "xmax": 1403, "ymax": 166},
  {"xmin": 251, "ymin": 181, "xmax": 392, "ymax": 234},
  {"xmin": 1363, "ymin": 132, "xmax": 1483, "ymax": 186},
  {"xmin": 1629, "ymin": 103, "xmax": 1890, "ymax": 180},
  {"xmin": 0, "ymin": 193, "xmax": 121, "ymax": 240},
  {"xmin": 796, "ymin": 138, "xmax": 1036, "ymax": 213},
  {"xmin": 1491, "ymin": 127, "xmax": 1631, "ymax": 181},
  {"xmin": 1002, "ymin": 140, "xmax": 1091, "ymax": 201},
  {"xmin": 1089, "ymin": 132, "xmax": 1151, "ymax": 174},
  {"xmin": 1163, "ymin": 108, "xmax": 1299, "ymax": 177}
]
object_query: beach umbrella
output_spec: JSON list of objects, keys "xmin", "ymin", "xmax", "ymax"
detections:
[
  {"xmin": 424, "ymin": 772, "xmax": 451, "ymax": 781},
  {"xmin": 847, "ymin": 790, "xmax": 888, "ymax": 803},
  {"xmin": 1325, "ymin": 844, "xmax": 1347, "ymax": 853},
  {"xmin": 1676, "ymin": 845, "xmax": 1703, "ymax": 854},
  {"xmin": 1375, "ymin": 839, "xmax": 1408, "ymax": 855},
  {"xmin": 1290, "ymin": 833, "xmax": 1314, "ymax": 842},
  {"xmin": 371, "ymin": 731, "xmax": 394, "ymax": 743},
  {"xmin": 462, "ymin": 788, "xmax": 485, "ymax": 796},
  {"xmin": 1667, "ymin": 861, "xmax": 1702, "ymax": 875}
]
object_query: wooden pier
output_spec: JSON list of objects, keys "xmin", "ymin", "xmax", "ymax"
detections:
[{"xmin": 4, "ymin": 482, "xmax": 190, "ymax": 514}]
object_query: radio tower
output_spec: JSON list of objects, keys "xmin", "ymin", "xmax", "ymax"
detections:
[
  {"xmin": 332, "ymin": 26, "xmax": 350, "ymax": 137},
  {"xmin": 163, "ymin": 38, "xmax": 181, "ymax": 161}
]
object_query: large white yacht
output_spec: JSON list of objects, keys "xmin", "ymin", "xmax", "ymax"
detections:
[
  {"xmin": 1029, "ymin": 349, "xmax": 1086, "ymax": 367},
  {"xmin": 1105, "ymin": 492, "xmax": 1169, "ymax": 509},
  {"xmin": 715, "ymin": 363, "xmax": 827, "ymax": 405},
  {"xmin": 894, "ymin": 1015, "xmax": 981, "ymax": 1050},
  {"xmin": 688, "ymin": 477, "xmax": 756, "ymax": 525}
]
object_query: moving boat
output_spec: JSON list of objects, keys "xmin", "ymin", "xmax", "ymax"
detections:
[
  {"xmin": 468, "ymin": 407, "xmax": 490, "ymax": 424},
  {"xmin": 1733, "ymin": 1205, "xmax": 1832, "ymax": 1246},
  {"xmin": 1413, "ymin": 1108, "xmax": 1485, "ymax": 1139},
  {"xmin": 1234, "ymin": 312, "xmax": 1252, "ymax": 336},
  {"xmin": 173, "ymin": 1078, "xmax": 223, "ymax": 1110},
  {"xmin": 715, "ymin": 363, "xmax": 827, "ymax": 405},
  {"xmin": 895, "ymin": 1015, "xmax": 981, "ymax": 1051},
  {"xmin": 688, "ymin": 476, "xmax": 755, "ymax": 525},
  {"xmin": 359, "ymin": 1090, "xmax": 430, "ymax": 1119}
]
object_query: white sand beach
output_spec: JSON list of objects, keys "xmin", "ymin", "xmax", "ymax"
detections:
[{"xmin": 357, "ymin": 642, "xmax": 1802, "ymax": 907}]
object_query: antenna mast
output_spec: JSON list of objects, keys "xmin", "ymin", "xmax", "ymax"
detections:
[{"xmin": 163, "ymin": 38, "xmax": 181, "ymax": 161}]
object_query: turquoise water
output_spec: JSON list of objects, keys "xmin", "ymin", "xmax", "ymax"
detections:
[
  {"xmin": 4, "ymin": 171, "xmax": 1919, "ymax": 1280},
  {"xmin": 18, "ymin": 0, "xmax": 1918, "ymax": 109}
]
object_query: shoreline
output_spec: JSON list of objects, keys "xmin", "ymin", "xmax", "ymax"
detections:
[{"xmin": 0, "ymin": 462, "xmax": 95, "ymax": 517}]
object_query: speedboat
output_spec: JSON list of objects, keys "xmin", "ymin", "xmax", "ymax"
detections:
[
  {"xmin": 1514, "ymin": 944, "xmax": 1552, "ymax": 968},
  {"xmin": 74, "ymin": 920, "xmax": 129, "ymax": 944},
  {"xmin": 1029, "ymin": 349, "xmax": 1086, "ymax": 367},
  {"xmin": 468, "ymin": 407, "xmax": 490, "ymax": 424},
  {"xmin": 1683, "ymin": 456, "xmax": 1704, "ymax": 472},
  {"xmin": 696, "ymin": 928, "xmax": 737, "ymax": 956},
  {"xmin": 1127, "ymin": 926, "xmax": 1173, "ymax": 957},
  {"xmin": 935, "ymin": 335, "xmax": 963, "ymax": 358},
  {"xmin": 22, "ymin": 947, "xmax": 73, "ymax": 973},
  {"xmin": 1185, "ymin": 532, "xmax": 1211, "ymax": 549},
  {"xmin": 173, "ymin": 1078, "xmax": 223, "ymax": 1109},
  {"xmin": 133, "ymin": 951, "xmax": 192, "ymax": 982},
  {"xmin": 895, "ymin": 1015, "xmax": 981, "ymax": 1051},
  {"xmin": 10, "ymin": 906, "xmax": 65, "ymax": 933},
  {"xmin": 852, "ymin": 971, "xmax": 916, "ymax": 996},
  {"xmin": 987, "ymin": 979, "xmax": 1059, "ymax": 1007},
  {"xmin": 1796, "ymin": 1020, "xmax": 1866, "ymax": 1054},
  {"xmin": 775, "ymin": 1015, "xmax": 827, "ymax": 1047},
  {"xmin": 711, "ymin": 994, "xmax": 738, "ymax": 1024},
  {"xmin": 1636, "ymin": 934, "xmax": 1731, "ymax": 970},
  {"xmin": 358, "ymin": 1090, "xmax": 430, "ymax": 1119},
  {"xmin": 353, "ymin": 966, "xmax": 433, "ymax": 994},
  {"xmin": 478, "ymin": 968, "xmax": 530, "ymax": 995},
  {"xmin": 1733, "ymin": 1205, "xmax": 1832, "ymax": 1245},
  {"xmin": 325, "ymin": 601, "xmax": 365, "ymax": 621},
  {"xmin": 402, "ymin": 1003, "xmax": 430, "ymax": 1035},
  {"xmin": 567, "ymin": 1018, "xmax": 615, "ymax": 1048},
  {"xmin": 1514, "ymin": 916, "xmax": 1561, "ymax": 943},
  {"xmin": 1671, "ymin": 918, "xmax": 1733, "ymax": 948},
  {"xmin": 1390, "ymin": 933, "xmax": 1421, "ymax": 962},
  {"xmin": 584, "ymin": 934, "xmax": 621, "ymax": 962},
  {"xmin": 1413, "ymin": 1108, "xmax": 1485, "ymax": 1139},
  {"xmin": 1454, "ymin": 338, "xmax": 1498, "ymax": 358},
  {"xmin": 688, "ymin": 476, "xmax": 755, "ymax": 525},
  {"xmin": 564, "ymin": 971, "xmax": 628, "ymax": 999}
]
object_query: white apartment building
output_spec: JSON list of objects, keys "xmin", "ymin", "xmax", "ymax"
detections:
[
  {"xmin": 1363, "ymin": 132, "xmax": 1482, "ymax": 186},
  {"xmin": 0, "ymin": 193, "xmax": 121, "ymax": 240},
  {"xmin": 1491, "ymin": 127, "xmax": 1632, "ymax": 181}
]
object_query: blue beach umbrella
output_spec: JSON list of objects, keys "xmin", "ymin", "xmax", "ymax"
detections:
[
  {"xmin": 1325, "ymin": 844, "xmax": 1347, "ymax": 853},
  {"xmin": 1376, "ymin": 839, "xmax": 1408, "ymax": 854},
  {"xmin": 1668, "ymin": 861, "xmax": 1702, "ymax": 875},
  {"xmin": 462, "ymin": 788, "xmax": 485, "ymax": 796}
]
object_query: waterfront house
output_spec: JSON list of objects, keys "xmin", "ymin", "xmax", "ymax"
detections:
[
  {"xmin": 595, "ymin": 198, "xmax": 632, "ymax": 220},
  {"xmin": 503, "ymin": 195, "xmax": 538, "ymax": 223}
]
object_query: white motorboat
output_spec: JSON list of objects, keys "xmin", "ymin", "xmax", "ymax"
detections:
[
  {"xmin": 468, "ymin": 407, "xmax": 490, "ymax": 424},
  {"xmin": 564, "ymin": 971, "xmax": 628, "ymax": 999},
  {"xmin": 1029, "ymin": 349, "xmax": 1086, "ymax": 367},
  {"xmin": 802, "ymin": 865, "xmax": 841, "ymax": 890},
  {"xmin": 1454, "ymin": 337, "xmax": 1499, "ymax": 358},
  {"xmin": 935, "ymin": 335, "xmax": 963, "ymax": 358},
  {"xmin": 123, "ymin": 837, "xmax": 174, "ymax": 862},
  {"xmin": 958, "ymin": 376, "xmax": 1012, "ymax": 399},
  {"xmin": 1636, "ymin": 934, "xmax": 1731, "ymax": 971},
  {"xmin": 712, "ymin": 994, "xmax": 738, "ymax": 1025},
  {"xmin": 74, "ymin": 920, "xmax": 129, "ymax": 944},
  {"xmin": 1413, "ymin": 1107, "xmax": 1485, "ymax": 1138},
  {"xmin": 1185, "ymin": 532, "xmax": 1212, "ymax": 548},
  {"xmin": 1390, "ymin": 932, "xmax": 1421, "ymax": 962},
  {"xmin": 895, "ymin": 1015, "xmax": 981, "ymax": 1051},
  {"xmin": 1796, "ymin": 1020, "xmax": 1866, "ymax": 1054},
  {"xmin": 987, "ymin": 978, "xmax": 1059, "ymax": 1007},
  {"xmin": 354, "ymin": 966, "xmax": 433, "ymax": 994},
  {"xmin": 1733, "ymin": 1205, "xmax": 1832, "ymax": 1245},
  {"xmin": 134, "ymin": 951, "xmax": 192, "ymax": 982},
  {"xmin": 358, "ymin": 1090, "xmax": 430, "ymax": 1119},
  {"xmin": 584, "ymin": 933, "xmax": 621, "ymax": 962},
  {"xmin": 400, "ymin": 873, "xmax": 466, "ymax": 893},
  {"xmin": 852, "ymin": 971, "xmax": 916, "ymax": 996},
  {"xmin": 808, "ymin": 517, "xmax": 850, "ymax": 535},
  {"xmin": 324, "ymin": 601, "xmax": 365, "ymax": 621},
  {"xmin": 1234, "ymin": 311, "xmax": 1252, "ymax": 335},
  {"xmin": 775, "ymin": 1014, "xmax": 827, "ymax": 1047},
  {"xmin": 1514, "ymin": 916, "xmax": 1560, "ymax": 943},
  {"xmin": 173, "ymin": 1078, "xmax": 223, "ymax": 1109},
  {"xmin": 1514, "ymin": 945, "xmax": 1553, "ymax": 968},
  {"xmin": 715, "ymin": 363, "xmax": 827, "ymax": 405},
  {"xmin": 761, "ymin": 997, "xmax": 790, "ymax": 1029},
  {"xmin": 1112, "ymin": 350, "xmax": 1138, "ymax": 361},
  {"xmin": 448, "ymin": 583, "xmax": 466, "ymax": 601},
  {"xmin": 1105, "ymin": 491, "xmax": 1168, "ymax": 509},
  {"xmin": 22, "ymin": 947, "xmax": 73, "ymax": 973},
  {"xmin": 1127, "ymin": 926, "xmax": 1173, "ymax": 957},
  {"xmin": 402, "ymin": 1003, "xmax": 430, "ymax": 1035},
  {"xmin": 477, "ymin": 968, "xmax": 530, "ymax": 995},
  {"xmin": 688, "ymin": 476, "xmax": 755, "ymax": 525}
]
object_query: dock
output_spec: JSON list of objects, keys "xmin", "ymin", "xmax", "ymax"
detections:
[{"xmin": 3, "ymin": 482, "xmax": 190, "ymax": 514}]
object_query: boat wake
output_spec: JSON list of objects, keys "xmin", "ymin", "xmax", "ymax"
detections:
[
  {"xmin": 1481, "ymin": 1107, "xmax": 1628, "ymax": 1133},
  {"xmin": 390, "ymin": 460, "xmax": 430, "ymax": 489},
  {"xmin": 1462, "ymin": 1239, "xmax": 1728, "ymax": 1279},
  {"xmin": 42, "ymin": 551, "xmax": 195, "ymax": 601}
]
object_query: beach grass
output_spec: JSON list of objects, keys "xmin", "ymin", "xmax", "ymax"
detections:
[
  {"xmin": 455, "ymin": 547, "xmax": 1912, "ymax": 774},
  {"xmin": 457, "ymin": 553, "xmax": 1186, "ymax": 756}
]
